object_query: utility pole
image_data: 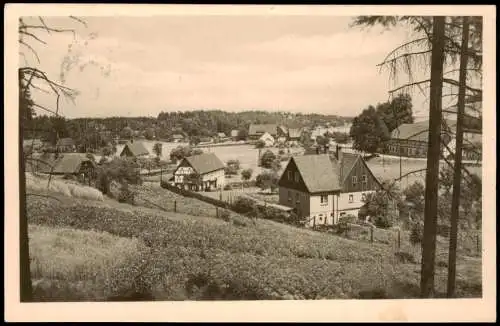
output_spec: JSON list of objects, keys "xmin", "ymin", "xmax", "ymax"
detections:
[
  {"xmin": 447, "ymin": 16, "xmax": 470, "ymax": 298},
  {"xmin": 420, "ymin": 16, "xmax": 446, "ymax": 298}
]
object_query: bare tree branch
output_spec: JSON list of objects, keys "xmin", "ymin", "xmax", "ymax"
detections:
[{"xmin": 19, "ymin": 40, "xmax": 40, "ymax": 63}]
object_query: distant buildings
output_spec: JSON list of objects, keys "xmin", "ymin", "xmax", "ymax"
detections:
[
  {"xmin": 56, "ymin": 138, "xmax": 76, "ymax": 153},
  {"xmin": 259, "ymin": 132, "xmax": 275, "ymax": 147},
  {"xmin": 248, "ymin": 124, "xmax": 278, "ymax": 140},
  {"xmin": 172, "ymin": 153, "xmax": 225, "ymax": 191},
  {"xmin": 119, "ymin": 140, "xmax": 150, "ymax": 158},
  {"xmin": 383, "ymin": 119, "xmax": 482, "ymax": 160}
]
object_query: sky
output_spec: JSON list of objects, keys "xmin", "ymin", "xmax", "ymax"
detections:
[{"xmin": 22, "ymin": 15, "xmax": 434, "ymax": 120}]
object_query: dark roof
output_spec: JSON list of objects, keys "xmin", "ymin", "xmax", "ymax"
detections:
[
  {"xmin": 300, "ymin": 149, "xmax": 379, "ymax": 189},
  {"xmin": 290, "ymin": 154, "xmax": 341, "ymax": 193},
  {"xmin": 36, "ymin": 153, "xmax": 95, "ymax": 174},
  {"xmin": 390, "ymin": 120, "xmax": 456, "ymax": 142},
  {"xmin": 249, "ymin": 124, "xmax": 278, "ymax": 136},
  {"xmin": 184, "ymin": 153, "xmax": 225, "ymax": 175},
  {"xmin": 121, "ymin": 141, "xmax": 149, "ymax": 157},
  {"xmin": 56, "ymin": 138, "xmax": 75, "ymax": 147},
  {"xmin": 277, "ymin": 125, "xmax": 288, "ymax": 135}
]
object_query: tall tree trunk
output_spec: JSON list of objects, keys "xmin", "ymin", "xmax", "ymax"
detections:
[
  {"xmin": 447, "ymin": 16, "xmax": 470, "ymax": 298},
  {"xmin": 420, "ymin": 16, "xmax": 446, "ymax": 298},
  {"xmin": 19, "ymin": 77, "xmax": 33, "ymax": 302}
]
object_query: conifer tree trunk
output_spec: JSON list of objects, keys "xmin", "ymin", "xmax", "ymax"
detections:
[
  {"xmin": 447, "ymin": 16, "xmax": 470, "ymax": 298},
  {"xmin": 420, "ymin": 16, "xmax": 446, "ymax": 298}
]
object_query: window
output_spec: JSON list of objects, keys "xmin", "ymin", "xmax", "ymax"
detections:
[
  {"xmin": 320, "ymin": 195, "xmax": 328, "ymax": 205},
  {"xmin": 288, "ymin": 191, "xmax": 292, "ymax": 202},
  {"xmin": 295, "ymin": 172, "xmax": 300, "ymax": 182},
  {"xmin": 287, "ymin": 171, "xmax": 292, "ymax": 180},
  {"xmin": 362, "ymin": 175, "xmax": 368, "ymax": 184},
  {"xmin": 352, "ymin": 176, "xmax": 357, "ymax": 187},
  {"xmin": 295, "ymin": 193, "xmax": 300, "ymax": 203},
  {"xmin": 349, "ymin": 194, "xmax": 354, "ymax": 203}
]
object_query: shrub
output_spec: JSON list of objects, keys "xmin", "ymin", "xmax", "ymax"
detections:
[
  {"xmin": 218, "ymin": 209, "xmax": 232, "ymax": 222},
  {"xmin": 240, "ymin": 169, "xmax": 253, "ymax": 182},
  {"xmin": 118, "ymin": 183, "xmax": 136, "ymax": 205},
  {"xmin": 374, "ymin": 215, "xmax": 393, "ymax": 229},
  {"xmin": 232, "ymin": 197, "xmax": 257, "ymax": 215},
  {"xmin": 335, "ymin": 214, "xmax": 357, "ymax": 237},
  {"xmin": 394, "ymin": 251, "xmax": 417, "ymax": 264},
  {"xmin": 278, "ymin": 149, "xmax": 285, "ymax": 155},
  {"xmin": 410, "ymin": 222, "xmax": 423, "ymax": 246},
  {"xmin": 260, "ymin": 150, "xmax": 276, "ymax": 168}
]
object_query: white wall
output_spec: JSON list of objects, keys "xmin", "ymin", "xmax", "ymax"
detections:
[
  {"xmin": 308, "ymin": 194, "xmax": 335, "ymax": 227},
  {"xmin": 335, "ymin": 190, "xmax": 376, "ymax": 219},
  {"xmin": 202, "ymin": 169, "xmax": 225, "ymax": 188},
  {"xmin": 174, "ymin": 166, "xmax": 194, "ymax": 183}
]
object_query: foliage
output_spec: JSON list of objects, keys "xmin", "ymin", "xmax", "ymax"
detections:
[
  {"xmin": 255, "ymin": 171, "xmax": 280, "ymax": 192},
  {"xmin": 225, "ymin": 159, "xmax": 241, "ymax": 176},
  {"xmin": 410, "ymin": 222, "xmax": 423, "ymax": 246},
  {"xmin": 350, "ymin": 106, "xmax": 390, "ymax": 154},
  {"xmin": 255, "ymin": 140, "xmax": 266, "ymax": 149},
  {"xmin": 331, "ymin": 132, "xmax": 350, "ymax": 144},
  {"xmin": 260, "ymin": 150, "xmax": 277, "ymax": 169},
  {"xmin": 241, "ymin": 169, "xmax": 253, "ymax": 182},
  {"xmin": 403, "ymin": 181, "xmax": 425, "ymax": 216},
  {"xmin": 316, "ymin": 135, "xmax": 330, "ymax": 147},
  {"xmin": 376, "ymin": 93, "xmax": 414, "ymax": 133},
  {"xmin": 360, "ymin": 181, "xmax": 402, "ymax": 229},
  {"xmin": 231, "ymin": 196, "xmax": 258, "ymax": 215},
  {"xmin": 335, "ymin": 214, "xmax": 357, "ymax": 237},
  {"xmin": 169, "ymin": 146, "xmax": 203, "ymax": 163},
  {"xmin": 96, "ymin": 157, "xmax": 141, "ymax": 196},
  {"xmin": 118, "ymin": 182, "xmax": 136, "ymax": 205},
  {"xmin": 236, "ymin": 129, "xmax": 248, "ymax": 141},
  {"xmin": 153, "ymin": 143, "xmax": 163, "ymax": 158}
]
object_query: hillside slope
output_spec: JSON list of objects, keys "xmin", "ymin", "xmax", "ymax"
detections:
[{"xmin": 25, "ymin": 188, "xmax": 482, "ymax": 301}]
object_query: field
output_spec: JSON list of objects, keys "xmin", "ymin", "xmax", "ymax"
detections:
[
  {"xmin": 366, "ymin": 155, "xmax": 482, "ymax": 189},
  {"xmin": 26, "ymin": 179, "xmax": 482, "ymax": 301}
]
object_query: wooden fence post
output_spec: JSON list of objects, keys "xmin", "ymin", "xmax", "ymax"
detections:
[
  {"xmin": 174, "ymin": 200, "xmax": 177, "ymax": 213},
  {"xmin": 397, "ymin": 229, "xmax": 401, "ymax": 250},
  {"xmin": 370, "ymin": 227, "xmax": 374, "ymax": 243},
  {"xmin": 216, "ymin": 207, "xmax": 219, "ymax": 218}
]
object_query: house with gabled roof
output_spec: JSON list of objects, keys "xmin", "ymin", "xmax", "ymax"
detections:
[
  {"xmin": 119, "ymin": 140, "xmax": 150, "ymax": 158},
  {"xmin": 172, "ymin": 153, "xmax": 225, "ymax": 191},
  {"xmin": 56, "ymin": 137, "xmax": 76, "ymax": 153},
  {"xmin": 278, "ymin": 145, "xmax": 381, "ymax": 227},
  {"xmin": 248, "ymin": 124, "xmax": 278, "ymax": 140}
]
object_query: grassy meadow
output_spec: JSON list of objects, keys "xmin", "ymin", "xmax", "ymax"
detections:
[{"xmin": 26, "ymin": 181, "xmax": 482, "ymax": 301}]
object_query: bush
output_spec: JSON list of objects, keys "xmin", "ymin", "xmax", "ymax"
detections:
[
  {"xmin": 260, "ymin": 150, "xmax": 276, "ymax": 168},
  {"xmin": 231, "ymin": 197, "xmax": 257, "ymax": 215},
  {"xmin": 335, "ymin": 214, "xmax": 357, "ymax": 237},
  {"xmin": 218, "ymin": 209, "xmax": 232, "ymax": 222},
  {"xmin": 118, "ymin": 183, "xmax": 135, "ymax": 205},
  {"xmin": 410, "ymin": 222, "xmax": 423, "ymax": 246},
  {"xmin": 374, "ymin": 215, "xmax": 393, "ymax": 229},
  {"xmin": 394, "ymin": 251, "xmax": 417, "ymax": 264},
  {"xmin": 278, "ymin": 149, "xmax": 285, "ymax": 155}
]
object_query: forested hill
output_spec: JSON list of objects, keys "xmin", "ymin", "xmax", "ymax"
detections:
[{"xmin": 26, "ymin": 110, "xmax": 353, "ymax": 142}]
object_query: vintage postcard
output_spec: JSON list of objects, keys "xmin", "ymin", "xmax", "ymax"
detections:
[{"xmin": 4, "ymin": 3, "xmax": 496, "ymax": 322}]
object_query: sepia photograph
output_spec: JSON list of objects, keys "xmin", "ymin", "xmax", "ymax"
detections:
[{"xmin": 5, "ymin": 3, "xmax": 496, "ymax": 322}]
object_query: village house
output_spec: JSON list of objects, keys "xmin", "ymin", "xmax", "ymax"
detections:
[
  {"xmin": 172, "ymin": 134, "xmax": 185, "ymax": 142},
  {"xmin": 230, "ymin": 129, "xmax": 240, "ymax": 141},
  {"xmin": 119, "ymin": 140, "xmax": 150, "ymax": 158},
  {"xmin": 259, "ymin": 132, "xmax": 275, "ymax": 147},
  {"xmin": 248, "ymin": 123, "xmax": 278, "ymax": 140},
  {"xmin": 278, "ymin": 146, "xmax": 381, "ymax": 227},
  {"xmin": 216, "ymin": 132, "xmax": 229, "ymax": 142},
  {"xmin": 383, "ymin": 120, "xmax": 455, "ymax": 158},
  {"xmin": 276, "ymin": 125, "xmax": 289, "ymax": 143},
  {"xmin": 33, "ymin": 153, "xmax": 96, "ymax": 183},
  {"xmin": 55, "ymin": 137, "xmax": 76, "ymax": 153},
  {"xmin": 172, "ymin": 153, "xmax": 225, "ymax": 191},
  {"xmin": 23, "ymin": 138, "xmax": 44, "ymax": 153},
  {"xmin": 287, "ymin": 128, "xmax": 303, "ymax": 144}
]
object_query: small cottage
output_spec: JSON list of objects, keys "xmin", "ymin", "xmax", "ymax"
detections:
[
  {"xmin": 259, "ymin": 132, "xmax": 275, "ymax": 147},
  {"xmin": 173, "ymin": 153, "xmax": 226, "ymax": 191},
  {"xmin": 56, "ymin": 138, "xmax": 76, "ymax": 153},
  {"xmin": 248, "ymin": 124, "xmax": 278, "ymax": 140},
  {"xmin": 119, "ymin": 140, "xmax": 150, "ymax": 158}
]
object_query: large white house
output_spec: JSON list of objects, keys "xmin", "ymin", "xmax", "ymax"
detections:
[{"xmin": 278, "ymin": 146, "xmax": 381, "ymax": 227}]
